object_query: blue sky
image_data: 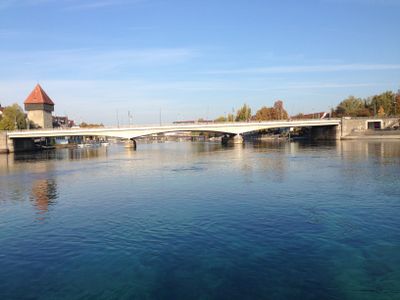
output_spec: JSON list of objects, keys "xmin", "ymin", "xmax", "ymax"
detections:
[{"xmin": 0, "ymin": 0, "xmax": 399, "ymax": 124}]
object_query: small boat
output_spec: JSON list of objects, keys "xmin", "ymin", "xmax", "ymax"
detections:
[
  {"xmin": 40, "ymin": 145, "xmax": 56, "ymax": 150},
  {"xmin": 77, "ymin": 143, "xmax": 92, "ymax": 148}
]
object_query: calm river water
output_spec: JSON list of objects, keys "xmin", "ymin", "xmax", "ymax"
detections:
[{"xmin": 1, "ymin": 140, "xmax": 400, "ymax": 300}]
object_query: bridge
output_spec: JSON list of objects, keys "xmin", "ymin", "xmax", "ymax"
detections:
[
  {"xmin": 7, "ymin": 119, "xmax": 341, "ymax": 139},
  {"xmin": 2, "ymin": 119, "xmax": 341, "ymax": 153}
]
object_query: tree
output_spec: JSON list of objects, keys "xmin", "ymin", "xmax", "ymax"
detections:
[
  {"xmin": 369, "ymin": 91, "xmax": 396, "ymax": 116},
  {"xmin": 292, "ymin": 113, "xmax": 305, "ymax": 119},
  {"xmin": 395, "ymin": 91, "xmax": 400, "ymax": 116},
  {"xmin": 235, "ymin": 104, "xmax": 252, "ymax": 122},
  {"xmin": 273, "ymin": 100, "xmax": 289, "ymax": 120},
  {"xmin": 0, "ymin": 104, "xmax": 27, "ymax": 130},
  {"xmin": 255, "ymin": 106, "xmax": 275, "ymax": 121},
  {"xmin": 377, "ymin": 106, "xmax": 385, "ymax": 117},
  {"xmin": 254, "ymin": 100, "xmax": 289, "ymax": 121},
  {"xmin": 335, "ymin": 96, "xmax": 365, "ymax": 117},
  {"xmin": 79, "ymin": 122, "xmax": 104, "ymax": 128},
  {"xmin": 214, "ymin": 116, "xmax": 227, "ymax": 122},
  {"xmin": 227, "ymin": 113, "xmax": 235, "ymax": 122}
]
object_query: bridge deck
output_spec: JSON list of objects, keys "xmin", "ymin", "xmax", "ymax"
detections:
[{"xmin": 7, "ymin": 119, "xmax": 341, "ymax": 139}]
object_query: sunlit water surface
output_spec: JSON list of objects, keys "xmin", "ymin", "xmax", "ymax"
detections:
[{"xmin": 1, "ymin": 141, "xmax": 400, "ymax": 300}]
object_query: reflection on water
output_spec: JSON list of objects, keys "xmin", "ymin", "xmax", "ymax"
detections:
[
  {"xmin": 1, "ymin": 140, "xmax": 399, "ymax": 218},
  {"xmin": 0, "ymin": 140, "xmax": 400, "ymax": 300},
  {"xmin": 341, "ymin": 140, "xmax": 400, "ymax": 160},
  {"xmin": 30, "ymin": 179, "xmax": 57, "ymax": 217}
]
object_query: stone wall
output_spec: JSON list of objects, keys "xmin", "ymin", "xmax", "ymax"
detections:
[
  {"xmin": 28, "ymin": 110, "xmax": 53, "ymax": 129},
  {"xmin": 310, "ymin": 125, "xmax": 341, "ymax": 140},
  {"xmin": 0, "ymin": 132, "xmax": 8, "ymax": 153},
  {"xmin": 341, "ymin": 117, "xmax": 399, "ymax": 137}
]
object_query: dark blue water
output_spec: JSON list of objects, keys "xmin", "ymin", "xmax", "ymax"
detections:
[{"xmin": 1, "ymin": 141, "xmax": 400, "ymax": 300}]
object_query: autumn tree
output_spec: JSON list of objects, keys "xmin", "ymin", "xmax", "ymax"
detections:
[
  {"xmin": 254, "ymin": 100, "xmax": 289, "ymax": 121},
  {"xmin": 255, "ymin": 106, "xmax": 275, "ymax": 121},
  {"xmin": 273, "ymin": 100, "xmax": 289, "ymax": 120},
  {"xmin": 292, "ymin": 113, "xmax": 305, "ymax": 119},
  {"xmin": 377, "ymin": 106, "xmax": 385, "ymax": 117}
]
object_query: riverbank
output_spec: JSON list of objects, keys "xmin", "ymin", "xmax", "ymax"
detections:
[{"xmin": 342, "ymin": 130, "xmax": 400, "ymax": 140}]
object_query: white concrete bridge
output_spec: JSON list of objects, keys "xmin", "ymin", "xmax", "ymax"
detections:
[
  {"xmin": 8, "ymin": 119, "xmax": 340, "ymax": 139},
  {"xmin": 2, "ymin": 119, "xmax": 341, "ymax": 152}
]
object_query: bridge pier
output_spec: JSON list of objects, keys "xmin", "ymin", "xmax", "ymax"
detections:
[
  {"xmin": 221, "ymin": 134, "xmax": 244, "ymax": 145},
  {"xmin": 128, "ymin": 138, "xmax": 137, "ymax": 150}
]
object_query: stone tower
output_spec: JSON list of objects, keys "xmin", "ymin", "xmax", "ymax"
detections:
[{"xmin": 24, "ymin": 84, "xmax": 54, "ymax": 129}]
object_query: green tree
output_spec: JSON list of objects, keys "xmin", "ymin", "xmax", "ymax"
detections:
[
  {"xmin": 395, "ymin": 91, "xmax": 400, "ymax": 116},
  {"xmin": 214, "ymin": 116, "xmax": 227, "ymax": 122},
  {"xmin": 235, "ymin": 104, "xmax": 252, "ymax": 122},
  {"xmin": 369, "ymin": 91, "xmax": 396, "ymax": 116},
  {"xmin": 335, "ymin": 96, "xmax": 365, "ymax": 117},
  {"xmin": 227, "ymin": 113, "xmax": 235, "ymax": 122},
  {"xmin": 0, "ymin": 104, "xmax": 27, "ymax": 130}
]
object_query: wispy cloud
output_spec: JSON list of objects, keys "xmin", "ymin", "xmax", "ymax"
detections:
[
  {"xmin": 65, "ymin": 0, "xmax": 144, "ymax": 10},
  {"xmin": 207, "ymin": 64, "xmax": 400, "ymax": 75},
  {"xmin": 321, "ymin": 0, "xmax": 400, "ymax": 5},
  {"xmin": 0, "ymin": 0, "xmax": 56, "ymax": 10},
  {"xmin": 0, "ymin": 0, "xmax": 143, "ymax": 10},
  {"xmin": 0, "ymin": 47, "xmax": 198, "ymax": 79}
]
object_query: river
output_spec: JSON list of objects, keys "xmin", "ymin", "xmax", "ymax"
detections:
[{"xmin": 1, "ymin": 140, "xmax": 400, "ymax": 300}]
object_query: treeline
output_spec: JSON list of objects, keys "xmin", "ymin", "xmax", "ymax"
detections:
[
  {"xmin": 213, "ymin": 90, "xmax": 400, "ymax": 123},
  {"xmin": 214, "ymin": 100, "xmax": 289, "ymax": 122},
  {"xmin": 332, "ymin": 90, "xmax": 400, "ymax": 117}
]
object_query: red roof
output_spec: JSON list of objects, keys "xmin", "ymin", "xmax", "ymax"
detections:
[{"xmin": 24, "ymin": 84, "xmax": 54, "ymax": 105}]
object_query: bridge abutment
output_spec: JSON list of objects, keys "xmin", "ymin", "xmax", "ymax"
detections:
[
  {"xmin": 12, "ymin": 138, "xmax": 36, "ymax": 152},
  {"xmin": 0, "ymin": 132, "xmax": 9, "ymax": 153},
  {"xmin": 1, "ymin": 134, "xmax": 39, "ymax": 153},
  {"xmin": 310, "ymin": 125, "xmax": 341, "ymax": 140}
]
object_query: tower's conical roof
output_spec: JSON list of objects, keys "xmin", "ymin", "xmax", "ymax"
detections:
[{"xmin": 24, "ymin": 84, "xmax": 54, "ymax": 106}]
